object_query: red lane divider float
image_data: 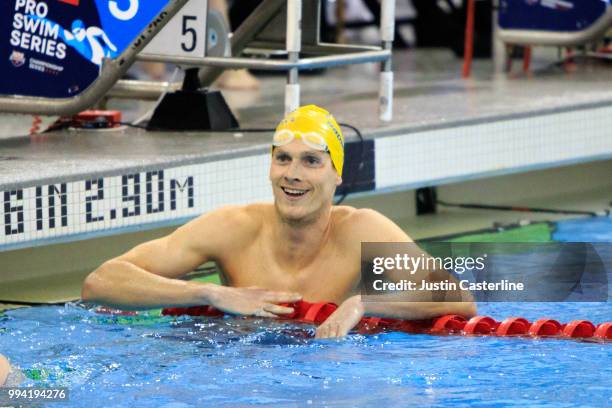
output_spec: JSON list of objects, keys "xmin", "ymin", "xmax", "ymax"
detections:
[{"xmin": 161, "ymin": 300, "xmax": 612, "ymax": 343}]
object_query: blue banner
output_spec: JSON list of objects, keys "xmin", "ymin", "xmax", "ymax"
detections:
[
  {"xmin": 1, "ymin": 0, "xmax": 169, "ymax": 98},
  {"xmin": 499, "ymin": 0, "xmax": 609, "ymax": 32}
]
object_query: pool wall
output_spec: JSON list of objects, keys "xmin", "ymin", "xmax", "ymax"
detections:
[{"xmin": 1, "ymin": 159, "xmax": 611, "ymax": 306}]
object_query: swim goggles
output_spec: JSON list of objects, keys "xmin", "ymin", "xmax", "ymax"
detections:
[{"xmin": 272, "ymin": 129, "xmax": 329, "ymax": 152}]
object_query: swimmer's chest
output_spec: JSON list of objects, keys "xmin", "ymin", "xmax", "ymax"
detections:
[{"xmin": 218, "ymin": 242, "xmax": 360, "ymax": 303}]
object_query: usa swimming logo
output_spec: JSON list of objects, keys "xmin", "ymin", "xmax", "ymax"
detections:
[{"xmin": 9, "ymin": 50, "xmax": 26, "ymax": 67}]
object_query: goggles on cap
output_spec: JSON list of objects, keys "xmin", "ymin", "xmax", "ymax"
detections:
[{"xmin": 272, "ymin": 129, "xmax": 329, "ymax": 152}]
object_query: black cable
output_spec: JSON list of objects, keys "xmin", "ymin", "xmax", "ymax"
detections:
[
  {"xmin": 211, "ymin": 128, "xmax": 275, "ymax": 133},
  {"xmin": 120, "ymin": 122, "xmax": 275, "ymax": 133},
  {"xmin": 436, "ymin": 200, "xmax": 607, "ymax": 217},
  {"xmin": 418, "ymin": 220, "xmax": 556, "ymax": 242},
  {"xmin": 335, "ymin": 123, "xmax": 365, "ymax": 205}
]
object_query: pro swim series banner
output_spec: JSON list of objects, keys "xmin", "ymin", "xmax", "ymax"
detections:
[
  {"xmin": 498, "ymin": 0, "xmax": 609, "ymax": 32},
  {"xmin": 1, "ymin": 0, "xmax": 169, "ymax": 98}
]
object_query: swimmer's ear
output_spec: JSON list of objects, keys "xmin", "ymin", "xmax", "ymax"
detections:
[{"xmin": 336, "ymin": 175, "xmax": 342, "ymax": 186}]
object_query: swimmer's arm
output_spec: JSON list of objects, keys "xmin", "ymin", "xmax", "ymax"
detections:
[
  {"xmin": 318, "ymin": 209, "xmax": 476, "ymax": 338},
  {"xmin": 0, "ymin": 354, "xmax": 9, "ymax": 386},
  {"xmin": 82, "ymin": 259, "xmax": 301, "ymax": 314},
  {"xmin": 353, "ymin": 209, "xmax": 477, "ymax": 319},
  {"xmin": 81, "ymin": 206, "xmax": 242, "ymax": 309},
  {"xmin": 83, "ymin": 206, "xmax": 301, "ymax": 313}
]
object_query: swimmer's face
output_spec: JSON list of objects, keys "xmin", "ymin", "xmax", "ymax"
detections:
[{"xmin": 270, "ymin": 140, "xmax": 342, "ymax": 223}]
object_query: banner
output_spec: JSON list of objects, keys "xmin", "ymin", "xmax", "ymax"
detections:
[
  {"xmin": 1, "ymin": 0, "xmax": 169, "ymax": 98},
  {"xmin": 498, "ymin": 0, "xmax": 609, "ymax": 32}
]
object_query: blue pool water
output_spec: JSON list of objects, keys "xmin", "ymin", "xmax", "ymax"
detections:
[
  {"xmin": 1, "ymin": 302, "xmax": 611, "ymax": 407},
  {"xmin": 553, "ymin": 216, "xmax": 612, "ymax": 243},
  {"xmin": 1, "ymin": 217, "xmax": 611, "ymax": 407}
]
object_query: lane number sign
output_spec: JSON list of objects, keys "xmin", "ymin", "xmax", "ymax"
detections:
[{"xmin": 142, "ymin": 0, "xmax": 208, "ymax": 58}]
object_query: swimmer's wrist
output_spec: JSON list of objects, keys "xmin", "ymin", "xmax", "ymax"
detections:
[
  {"xmin": 345, "ymin": 295, "xmax": 365, "ymax": 315},
  {"xmin": 187, "ymin": 281, "xmax": 222, "ymax": 306}
]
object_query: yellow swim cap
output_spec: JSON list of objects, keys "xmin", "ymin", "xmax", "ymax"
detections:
[{"xmin": 274, "ymin": 105, "xmax": 345, "ymax": 177}]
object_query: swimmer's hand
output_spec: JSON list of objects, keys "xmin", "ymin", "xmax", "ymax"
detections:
[
  {"xmin": 207, "ymin": 285, "xmax": 302, "ymax": 318},
  {"xmin": 315, "ymin": 295, "xmax": 364, "ymax": 339}
]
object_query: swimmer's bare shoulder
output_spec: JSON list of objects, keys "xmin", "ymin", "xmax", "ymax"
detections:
[
  {"xmin": 182, "ymin": 203, "xmax": 264, "ymax": 254},
  {"xmin": 111, "ymin": 204, "xmax": 264, "ymax": 280},
  {"xmin": 332, "ymin": 206, "xmax": 414, "ymax": 247}
]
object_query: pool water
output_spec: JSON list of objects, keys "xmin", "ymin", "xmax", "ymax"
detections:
[
  {"xmin": 1, "ymin": 217, "xmax": 611, "ymax": 407},
  {"xmin": 1, "ymin": 302, "xmax": 611, "ymax": 407}
]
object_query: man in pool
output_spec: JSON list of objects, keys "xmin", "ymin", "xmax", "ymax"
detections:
[{"xmin": 82, "ymin": 105, "xmax": 476, "ymax": 338}]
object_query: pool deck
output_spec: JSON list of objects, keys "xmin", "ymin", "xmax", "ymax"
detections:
[{"xmin": 2, "ymin": 50, "xmax": 612, "ymax": 190}]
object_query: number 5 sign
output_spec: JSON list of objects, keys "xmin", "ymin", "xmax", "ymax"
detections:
[{"xmin": 142, "ymin": 0, "xmax": 207, "ymax": 58}]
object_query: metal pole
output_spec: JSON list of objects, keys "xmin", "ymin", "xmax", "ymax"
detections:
[
  {"xmin": 108, "ymin": 80, "xmax": 181, "ymax": 100},
  {"xmin": 138, "ymin": 50, "xmax": 391, "ymax": 70},
  {"xmin": 492, "ymin": 0, "xmax": 505, "ymax": 74},
  {"xmin": 286, "ymin": 0, "xmax": 302, "ymax": 114},
  {"xmin": 379, "ymin": 0, "xmax": 395, "ymax": 122}
]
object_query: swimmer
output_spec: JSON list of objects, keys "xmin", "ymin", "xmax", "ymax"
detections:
[{"xmin": 82, "ymin": 105, "xmax": 476, "ymax": 338}]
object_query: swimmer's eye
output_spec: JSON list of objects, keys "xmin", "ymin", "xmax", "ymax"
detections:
[
  {"xmin": 274, "ymin": 152, "xmax": 292, "ymax": 163},
  {"xmin": 302, "ymin": 154, "xmax": 323, "ymax": 167}
]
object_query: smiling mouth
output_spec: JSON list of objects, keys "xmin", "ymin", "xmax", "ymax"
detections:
[{"xmin": 281, "ymin": 187, "xmax": 309, "ymax": 199}]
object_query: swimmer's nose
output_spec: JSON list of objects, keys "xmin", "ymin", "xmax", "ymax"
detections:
[{"xmin": 284, "ymin": 160, "xmax": 303, "ymax": 181}]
